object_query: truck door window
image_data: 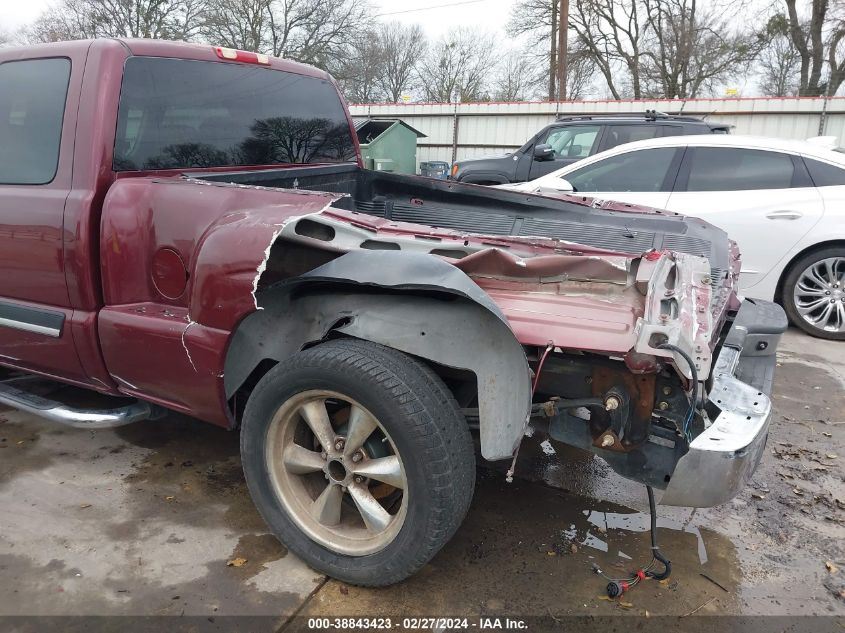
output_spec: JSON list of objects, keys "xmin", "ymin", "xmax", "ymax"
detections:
[
  {"xmin": 544, "ymin": 126, "xmax": 600, "ymax": 159},
  {"xmin": 114, "ymin": 57, "xmax": 357, "ymax": 171},
  {"xmin": 0, "ymin": 58, "xmax": 70, "ymax": 185}
]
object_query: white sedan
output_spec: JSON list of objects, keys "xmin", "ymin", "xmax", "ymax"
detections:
[{"xmin": 500, "ymin": 135, "xmax": 845, "ymax": 340}]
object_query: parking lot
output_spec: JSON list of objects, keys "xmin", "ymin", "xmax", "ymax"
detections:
[{"xmin": 0, "ymin": 329, "xmax": 842, "ymax": 626}]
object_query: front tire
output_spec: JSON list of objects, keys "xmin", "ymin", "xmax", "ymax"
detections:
[
  {"xmin": 782, "ymin": 247, "xmax": 845, "ymax": 340},
  {"xmin": 240, "ymin": 338, "xmax": 475, "ymax": 586}
]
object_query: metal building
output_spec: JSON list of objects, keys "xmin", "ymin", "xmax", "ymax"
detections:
[{"xmin": 350, "ymin": 97, "xmax": 845, "ymax": 165}]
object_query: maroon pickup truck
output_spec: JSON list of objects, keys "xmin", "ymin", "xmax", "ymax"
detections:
[{"xmin": 0, "ymin": 38, "xmax": 787, "ymax": 586}]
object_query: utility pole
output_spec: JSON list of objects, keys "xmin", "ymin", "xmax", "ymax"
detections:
[
  {"xmin": 548, "ymin": 0, "xmax": 557, "ymax": 101},
  {"xmin": 556, "ymin": 0, "xmax": 569, "ymax": 101}
]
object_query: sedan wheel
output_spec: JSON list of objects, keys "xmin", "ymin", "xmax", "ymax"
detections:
[
  {"xmin": 240, "ymin": 338, "xmax": 475, "ymax": 586},
  {"xmin": 784, "ymin": 248, "xmax": 845, "ymax": 340}
]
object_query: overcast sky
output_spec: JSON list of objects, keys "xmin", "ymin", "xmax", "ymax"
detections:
[{"xmin": 0, "ymin": 0, "xmax": 517, "ymax": 38}]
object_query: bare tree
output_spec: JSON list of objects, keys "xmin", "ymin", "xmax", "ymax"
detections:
[
  {"xmin": 24, "ymin": 0, "xmax": 203, "ymax": 42},
  {"xmin": 759, "ymin": 13, "xmax": 802, "ymax": 96},
  {"xmin": 491, "ymin": 50, "xmax": 537, "ymax": 101},
  {"xmin": 377, "ymin": 22, "xmax": 426, "ymax": 103},
  {"xmin": 507, "ymin": 0, "xmax": 598, "ymax": 100},
  {"xmin": 24, "ymin": 0, "xmax": 102, "ymax": 41},
  {"xmin": 512, "ymin": 0, "xmax": 763, "ymax": 100},
  {"xmin": 200, "ymin": 0, "xmax": 371, "ymax": 67},
  {"xmin": 783, "ymin": 0, "xmax": 845, "ymax": 96},
  {"xmin": 417, "ymin": 27, "xmax": 498, "ymax": 102},
  {"xmin": 200, "ymin": 0, "xmax": 269, "ymax": 51},
  {"xmin": 267, "ymin": 0, "xmax": 370, "ymax": 66},
  {"xmin": 566, "ymin": 45, "xmax": 598, "ymax": 99},
  {"xmin": 641, "ymin": 0, "xmax": 765, "ymax": 98},
  {"xmin": 785, "ymin": 0, "xmax": 826, "ymax": 95},
  {"xmin": 824, "ymin": 1, "xmax": 845, "ymax": 96},
  {"xmin": 330, "ymin": 32, "xmax": 386, "ymax": 103},
  {"xmin": 570, "ymin": 0, "xmax": 647, "ymax": 99},
  {"xmin": 507, "ymin": 0, "xmax": 558, "ymax": 99}
]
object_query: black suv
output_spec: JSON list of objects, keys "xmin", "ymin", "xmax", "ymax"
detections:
[{"xmin": 449, "ymin": 111, "xmax": 730, "ymax": 185}]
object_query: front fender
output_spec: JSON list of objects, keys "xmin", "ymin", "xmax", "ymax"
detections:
[{"xmin": 225, "ymin": 251, "xmax": 533, "ymax": 461}]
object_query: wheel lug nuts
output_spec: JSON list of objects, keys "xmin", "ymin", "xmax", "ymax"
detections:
[
  {"xmin": 351, "ymin": 452, "xmax": 363, "ymax": 463},
  {"xmin": 354, "ymin": 476, "xmax": 364, "ymax": 484},
  {"xmin": 320, "ymin": 451, "xmax": 327, "ymax": 460},
  {"xmin": 334, "ymin": 440, "xmax": 345, "ymax": 451}
]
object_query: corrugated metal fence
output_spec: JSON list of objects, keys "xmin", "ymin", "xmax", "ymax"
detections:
[{"xmin": 349, "ymin": 97, "xmax": 845, "ymax": 167}]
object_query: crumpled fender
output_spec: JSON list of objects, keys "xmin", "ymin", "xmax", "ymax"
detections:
[{"xmin": 224, "ymin": 250, "xmax": 533, "ymax": 461}]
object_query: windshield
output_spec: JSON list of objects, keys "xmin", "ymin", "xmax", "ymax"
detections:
[{"xmin": 114, "ymin": 57, "xmax": 356, "ymax": 171}]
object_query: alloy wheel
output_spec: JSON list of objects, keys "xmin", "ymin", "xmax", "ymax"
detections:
[
  {"xmin": 793, "ymin": 257, "xmax": 845, "ymax": 333},
  {"xmin": 264, "ymin": 390, "xmax": 408, "ymax": 556}
]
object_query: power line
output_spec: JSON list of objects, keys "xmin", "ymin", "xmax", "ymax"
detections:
[{"xmin": 374, "ymin": 0, "xmax": 489, "ymax": 18}]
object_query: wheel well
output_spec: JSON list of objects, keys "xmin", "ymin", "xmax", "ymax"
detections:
[
  {"xmin": 227, "ymin": 334, "xmax": 478, "ymax": 426},
  {"xmin": 459, "ymin": 174, "xmax": 509, "ymax": 186},
  {"xmin": 228, "ymin": 358, "xmax": 277, "ymax": 425},
  {"xmin": 775, "ymin": 240, "xmax": 845, "ymax": 303}
]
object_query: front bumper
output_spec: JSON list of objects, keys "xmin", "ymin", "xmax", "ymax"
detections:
[{"xmin": 660, "ymin": 299, "xmax": 787, "ymax": 507}]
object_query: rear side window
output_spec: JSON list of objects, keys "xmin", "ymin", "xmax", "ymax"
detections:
[
  {"xmin": 685, "ymin": 147, "xmax": 795, "ymax": 191},
  {"xmin": 603, "ymin": 125, "xmax": 662, "ymax": 150},
  {"xmin": 804, "ymin": 157, "xmax": 845, "ymax": 186},
  {"xmin": 114, "ymin": 57, "xmax": 357, "ymax": 171},
  {"xmin": 544, "ymin": 125, "xmax": 601, "ymax": 159},
  {"xmin": 565, "ymin": 147, "xmax": 678, "ymax": 193},
  {"xmin": 0, "ymin": 58, "xmax": 71, "ymax": 185}
]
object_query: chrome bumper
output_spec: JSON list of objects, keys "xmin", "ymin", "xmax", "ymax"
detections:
[{"xmin": 660, "ymin": 299, "xmax": 786, "ymax": 507}]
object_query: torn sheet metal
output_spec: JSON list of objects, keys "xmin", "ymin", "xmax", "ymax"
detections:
[
  {"xmin": 227, "ymin": 250, "xmax": 533, "ymax": 460},
  {"xmin": 185, "ymin": 193, "xmax": 345, "ymax": 330},
  {"xmin": 451, "ymin": 248, "xmax": 630, "ymax": 283},
  {"xmin": 633, "ymin": 252, "xmax": 716, "ymax": 380},
  {"xmin": 181, "ymin": 321, "xmax": 199, "ymax": 372}
]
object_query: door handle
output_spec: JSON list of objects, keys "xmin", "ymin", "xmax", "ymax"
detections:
[{"xmin": 765, "ymin": 210, "xmax": 803, "ymax": 220}]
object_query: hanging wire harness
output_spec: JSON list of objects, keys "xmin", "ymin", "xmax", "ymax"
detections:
[
  {"xmin": 656, "ymin": 341, "xmax": 700, "ymax": 442},
  {"xmin": 592, "ymin": 486, "xmax": 672, "ymax": 598}
]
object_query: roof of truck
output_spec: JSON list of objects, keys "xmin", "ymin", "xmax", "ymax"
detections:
[{"xmin": 0, "ymin": 38, "xmax": 329, "ymax": 81}]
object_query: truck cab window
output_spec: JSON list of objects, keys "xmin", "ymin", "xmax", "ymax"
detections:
[
  {"xmin": 114, "ymin": 57, "xmax": 357, "ymax": 171},
  {"xmin": 0, "ymin": 58, "xmax": 70, "ymax": 185}
]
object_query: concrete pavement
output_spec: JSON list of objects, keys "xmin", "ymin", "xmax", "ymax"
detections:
[{"xmin": 0, "ymin": 328, "xmax": 842, "ymax": 624}]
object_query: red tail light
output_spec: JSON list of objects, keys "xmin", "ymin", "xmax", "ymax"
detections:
[{"xmin": 214, "ymin": 47, "xmax": 271, "ymax": 65}]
